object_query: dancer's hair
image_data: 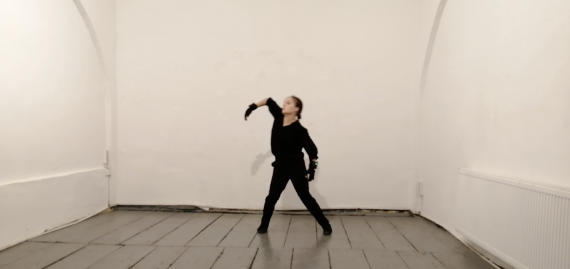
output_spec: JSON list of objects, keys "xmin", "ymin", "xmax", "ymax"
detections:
[{"xmin": 290, "ymin": 96, "xmax": 303, "ymax": 119}]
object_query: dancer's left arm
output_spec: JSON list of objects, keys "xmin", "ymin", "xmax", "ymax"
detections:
[
  {"xmin": 301, "ymin": 128, "xmax": 318, "ymax": 162},
  {"xmin": 302, "ymin": 129, "xmax": 319, "ymax": 180}
]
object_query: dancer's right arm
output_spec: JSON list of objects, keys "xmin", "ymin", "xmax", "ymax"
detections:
[
  {"xmin": 245, "ymin": 98, "xmax": 281, "ymax": 120},
  {"xmin": 253, "ymin": 98, "xmax": 269, "ymax": 107}
]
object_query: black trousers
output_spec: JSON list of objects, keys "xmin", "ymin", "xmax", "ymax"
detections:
[{"xmin": 260, "ymin": 165, "xmax": 330, "ymax": 229}]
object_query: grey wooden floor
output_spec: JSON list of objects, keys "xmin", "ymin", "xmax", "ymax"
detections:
[{"xmin": 0, "ymin": 211, "xmax": 494, "ymax": 269}]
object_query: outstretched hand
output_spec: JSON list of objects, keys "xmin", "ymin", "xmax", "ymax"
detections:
[{"xmin": 244, "ymin": 103, "xmax": 258, "ymax": 120}]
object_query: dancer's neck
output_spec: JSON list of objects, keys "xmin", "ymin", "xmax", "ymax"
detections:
[{"xmin": 283, "ymin": 115, "xmax": 298, "ymax": 126}]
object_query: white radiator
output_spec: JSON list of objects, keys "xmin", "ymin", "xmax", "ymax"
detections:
[{"xmin": 456, "ymin": 169, "xmax": 570, "ymax": 269}]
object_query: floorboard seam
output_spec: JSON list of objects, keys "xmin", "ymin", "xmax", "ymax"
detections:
[
  {"xmin": 361, "ymin": 249, "xmax": 373, "ymax": 269},
  {"xmin": 119, "ymin": 212, "xmax": 175, "ymax": 245},
  {"xmin": 289, "ymin": 248, "xmax": 294, "ymax": 269},
  {"xmin": 246, "ymin": 229, "xmax": 258, "ymax": 248},
  {"xmin": 92, "ymin": 245, "xmax": 124, "ymax": 269},
  {"xmin": 184, "ymin": 213, "xmax": 224, "ymax": 246},
  {"xmin": 210, "ymin": 246, "xmax": 225, "ymax": 268},
  {"xmin": 339, "ymin": 217, "xmax": 353, "ymax": 249},
  {"xmin": 0, "ymin": 243, "xmax": 52, "ymax": 268},
  {"xmin": 429, "ymin": 252, "xmax": 451, "ymax": 269},
  {"xmin": 127, "ymin": 246, "xmax": 155, "ymax": 269},
  {"xmin": 314, "ymin": 219, "xmax": 319, "ymax": 248},
  {"xmin": 87, "ymin": 212, "xmax": 150, "ymax": 244},
  {"xmin": 388, "ymin": 219, "xmax": 420, "ymax": 252},
  {"xmin": 130, "ymin": 246, "xmax": 154, "ymax": 269},
  {"xmin": 165, "ymin": 246, "xmax": 189, "ymax": 269},
  {"xmin": 150, "ymin": 213, "xmax": 199, "ymax": 246},
  {"xmin": 282, "ymin": 217, "xmax": 293, "ymax": 248},
  {"xmin": 215, "ymin": 214, "xmax": 245, "ymax": 247},
  {"xmin": 39, "ymin": 244, "xmax": 88, "ymax": 269},
  {"xmin": 363, "ymin": 217, "xmax": 387, "ymax": 250},
  {"xmin": 247, "ymin": 248, "xmax": 259, "ymax": 269}
]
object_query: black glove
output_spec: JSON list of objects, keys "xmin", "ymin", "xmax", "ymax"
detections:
[
  {"xmin": 244, "ymin": 103, "xmax": 258, "ymax": 120},
  {"xmin": 307, "ymin": 161, "xmax": 318, "ymax": 181}
]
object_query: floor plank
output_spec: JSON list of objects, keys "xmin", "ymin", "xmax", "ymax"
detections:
[
  {"xmin": 131, "ymin": 246, "xmax": 187, "ymax": 269},
  {"xmin": 316, "ymin": 216, "xmax": 351, "ymax": 249},
  {"xmin": 57, "ymin": 211, "xmax": 151, "ymax": 243},
  {"xmin": 388, "ymin": 218, "xmax": 450, "ymax": 253},
  {"xmin": 398, "ymin": 252, "xmax": 446, "ymax": 269},
  {"xmin": 251, "ymin": 248, "xmax": 293, "ymax": 269},
  {"xmin": 187, "ymin": 214, "xmax": 244, "ymax": 247},
  {"xmin": 87, "ymin": 246, "xmax": 155, "ymax": 269},
  {"xmin": 211, "ymin": 247, "xmax": 258, "ymax": 269},
  {"xmin": 30, "ymin": 212, "xmax": 117, "ymax": 242},
  {"xmin": 218, "ymin": 215, "xmax": 261, "ymax": 247},
  {"xmin": 341, "ymin": 216, "xmax": 385, "ymax": 250},
  {"xmin": 249, "ymin": 215, "xmax": 292, "ymax": 249},
  {"xmin": 292, "ymin": 248, "xmax": 329, "ymax": 269},
  {"xmin": 45, "ymin": 245, "xmax": 120, "ymax": 269},
  {"xmin": 431, "ymin": 251, "xmax": 495, "ymax": 269},
  {"xmin": 284, "ymin": 216, "xmax": 317, "ymax": 248},
  {"xmin": 415, "ymin": 217, "xmax": 478, "ymax": 255},
  {"xmin": 123, "ymin": 213, "xmax": 196, "ymax": 246},
  {"xmin": 1, "ymin": 243, "xmax": 85, "ymax": 269},
  {"xmin": 329, "ymin": 249, "xmax": 371, "ymax": 269},
  {"xmin": 0, "ymin": 242, "xmax": 51, "ymax": 267},
  {"xmin": 92, "ymin": 212, "xmax": 174, "ymax": 245},
  {"xmin": 365, "ymin": 217, "xmax": 416, "ymax": 252},
  {"xmin": 168, "ymin": 247, "xmax": 224, "ymax": 269},
  {"xmin": 154, "ymin": 213, "xmax": 221, "ymax": 246},
  {"xmin": 363, "ymin": 250, "xmax": 409, "ymax": 269}
]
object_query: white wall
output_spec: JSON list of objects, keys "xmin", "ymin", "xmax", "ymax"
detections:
[
  {"xmin": 419, "ymin": 0, "xmax": 570, "ymax": 233},
  {"xmin": 0, "ymin": 0, "xmax": 114, "ymax": 250},
  {"xmin": 116, "ymin": 0, "xmax": 423, "ymax": 210}
]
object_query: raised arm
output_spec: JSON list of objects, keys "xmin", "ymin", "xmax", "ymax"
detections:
[
  {"xmin": 253, "ymin": 98, "xmax": 270, "ymax": 107},
  {"xmin": 245, "ymin": 97, "xmax": 282, "ymax": 120},
  {"xmin": 262, "ymin": 98, "xmax": 282, "ymax": 118}
]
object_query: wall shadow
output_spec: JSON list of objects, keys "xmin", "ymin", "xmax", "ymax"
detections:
[{"xmin": 251, "ymin": 150, "xmax": 273, "ymax": 176}]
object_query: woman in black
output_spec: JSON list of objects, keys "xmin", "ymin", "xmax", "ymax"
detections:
[{"xmin": 245, "ymin": 96, "xmax": 332, "ymax": 235}]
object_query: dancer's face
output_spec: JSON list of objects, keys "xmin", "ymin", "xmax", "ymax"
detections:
[{"xmin": 281, "ymin": 97, "xmax": 299, "ymax": 116}]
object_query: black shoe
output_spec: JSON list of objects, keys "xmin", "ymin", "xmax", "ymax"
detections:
[
  {"xmin": 323, "ymin": 226, "xmax": 332, "ymax": 235},
  {"xmin": 257, "ymin": 225, "xmax": 268, "ymax": 234}
]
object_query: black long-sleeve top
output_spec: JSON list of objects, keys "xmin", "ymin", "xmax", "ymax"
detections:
[{"xmin": 266, "ymin": 98, "xmax": 318, "ymax": 167}]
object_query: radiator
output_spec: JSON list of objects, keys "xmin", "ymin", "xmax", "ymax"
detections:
[{"xmin": 456, "ymin": 169, "xmax": 570, "ymax": 269}]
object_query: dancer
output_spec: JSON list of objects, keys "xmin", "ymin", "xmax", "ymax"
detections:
[{"xmin": 245, "ymin": 96, "xmax": 332, "ymax": 235}]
